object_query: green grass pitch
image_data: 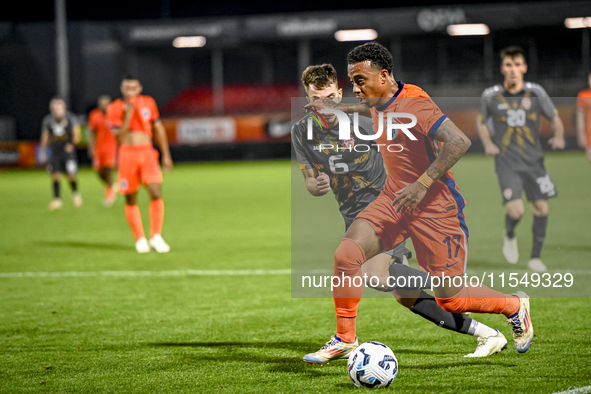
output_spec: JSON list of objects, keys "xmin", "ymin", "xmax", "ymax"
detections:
[{"xmin": 0, "ymin": 152, "xmax": 590, "ymax": 393}]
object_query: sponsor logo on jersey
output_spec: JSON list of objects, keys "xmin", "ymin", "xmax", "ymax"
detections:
[{"xmin": 305, "ymin": 109, "xmax": 328, "ymax": 131}]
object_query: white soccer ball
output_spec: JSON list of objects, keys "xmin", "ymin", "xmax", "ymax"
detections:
[{"xmin": 347, "ymin": 341, "xmax": 398, "ymax": 388}]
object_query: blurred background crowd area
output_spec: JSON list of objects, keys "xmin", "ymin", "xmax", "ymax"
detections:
[{"xmin": 0, "ymin": 0, "xmax": 589, "ymax": 165}]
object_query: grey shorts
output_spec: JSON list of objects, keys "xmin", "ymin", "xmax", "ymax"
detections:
[
  {"xmin": 383, "ymin": 241, "xmax": 412, "ymax": 262},
  {"xmin": 47, "ymin": 149, "xmax": 78, "ymax": 175},
  {"xmin": 496, "ymin": 161, "xmax": 557, "ymax": 204}
]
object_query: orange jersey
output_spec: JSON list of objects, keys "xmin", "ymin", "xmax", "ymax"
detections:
[
  {"xmin": 369, "ymin": 82, "xmax": 465, "ymax": 218},
  {"xmin": 88, "ymin": 108, "xmax": 117, "ymax": 152},
  {"xmin": 576, "ymin": 88, "xmax": 591, "ymax": 147},
  {"xmin": 106, "ymin": 95, "xmax": 160, "ymax": 139}
]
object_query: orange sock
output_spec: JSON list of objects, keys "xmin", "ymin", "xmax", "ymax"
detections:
[
  {"xmin": 332, "ymin": 238, "xmax": 367, "ymax": 343},
  {"xmin": 336, "ymin": 316, "xmax": 357, "ymax": 343},
  {"xmin": 124, "ymin": 204, "xmax": 145, "ymax": 241},
  {"xmin": 436, "ymin": 285, "xmax": 520, "ymax": 317},
  {"xmin": 503, "ymin": 294, "xmax": 520, "ymax": 316},
  {"xmin": 105, "ymin": 186, "xmax": 114, "ymax": 199},
  {"xmin": 149, "ymin": 198, "xmax": 164, "ymax": 237}
]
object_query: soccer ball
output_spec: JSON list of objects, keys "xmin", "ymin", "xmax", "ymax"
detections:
[{"xmin": 347, "ymin": 341, "xmax": 398, "ymax": 388}]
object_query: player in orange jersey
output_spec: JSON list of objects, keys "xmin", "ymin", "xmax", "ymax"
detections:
[
  {"xmin": 304, "ymin": 42, "xmax": 533, "ymax": 364},
  {"xmin": 106, "ymin": 74, "xmax": 173, "ymax": 253},
  {"xmin": 576, "ymin": 72, "xmax": 591, "ymax": 162},
  {"xmin": 88, "ymin": 95, "xmax": 118, "ymax": 206}
]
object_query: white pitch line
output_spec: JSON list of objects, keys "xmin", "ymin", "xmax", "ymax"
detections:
[
  {"xmin": 551, "ymin": 385, "xmax": 591, "ymax": 394},
  {"xmin": 466, "ymin": 269, "xmax": 591, "ymax": 275},
  {"xmin": 1, "ymin": 268, "xmax": 590, "ymax": 279},
  {"xmin": 0, "ymin": 269, "xmax": 291, "ymax": 279}
]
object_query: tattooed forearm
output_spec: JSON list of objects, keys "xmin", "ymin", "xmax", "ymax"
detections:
[
  {"xmin": 320, "ymin": 99, "xmax": 370, "ymax": 115},
  {"xmin": 425, "ymin": 120, "xmax": 471, "ymax": 181}
]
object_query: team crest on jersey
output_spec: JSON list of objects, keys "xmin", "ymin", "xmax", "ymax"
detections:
[
  {"xmin": 120, "ymin": 178, "xmax": 129, "ymax": 191},
  {"xmin": 53, "ymin": 124, "xmax": 65, "ymax": 136},
  {"xmin": 142, "ymin": 108, "xmax": 151, "ymax": 120},
  {"xmin": 342, "ymin": 138, "xmax": 355, "ymax": 150},
  {"xmin": 521, "ymin": 97, "xmax": 532, "ymax": 110}
]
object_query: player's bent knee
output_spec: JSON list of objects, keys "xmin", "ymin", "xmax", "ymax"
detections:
[
  {"xmin": 125, "ymin": 194, "xmax": 137, "ymax": 205},
  {"xmin": 334, "ymin": 238, "xmax": 366, "ymax": 277}
]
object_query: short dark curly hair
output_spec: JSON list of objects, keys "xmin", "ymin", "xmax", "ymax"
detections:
[{"xmin": 347, "ymin": 41, "xmax": 394, "ymax": 76}]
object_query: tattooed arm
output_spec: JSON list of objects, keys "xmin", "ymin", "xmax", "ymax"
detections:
[
  {"xmin": 425, "ymin": 119, "xmax": 472, "ymax": 181},
  {"xmin": 304, "ymin": 98, "xmax": 372, "ymax": 117},
  {"xmin": 392, "ymin": 119, "xmax": 472, "ymax": 214}
]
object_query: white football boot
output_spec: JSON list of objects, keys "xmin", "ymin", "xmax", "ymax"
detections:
[
  {"xmin": 527, "ymin": 258, "xmax": 547, "ymax": 272},
  {"xmin": 303, "ymin": 336, "xmax": 358, "ymax": 365},
  {"xmin": 72, "ymin": 192, "xmax": 83, "ymax": 208},
  {"xmin": 502, "ymin": 231, "xmax": 519, "ymax": 264},
  {"xmin": 149, "ymin": 234, "xmax": 170, "ymax": 253},
  {"xmin": 135, "ymin": 237, "xmax": 151, "ymax": 253},
  {"xmin": 506, "ymin": 291, "xmax": 534, "ymax": 353},
  {"xmin": 464, "ymin": 330, "xmax": 508, "ymax": 358},
  {"xmin": 48, "ymin": 198, "xmax": 63, "ymax": 211}
]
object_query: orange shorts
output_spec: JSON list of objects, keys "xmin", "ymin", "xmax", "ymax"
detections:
[
  {"xmin": 117, "ymin": 144, "xmax": 162, "ymax": 195},
  {"xmin": 355, "ymin": 191, "xmax": 469, "ymax": 277},
  {"xmin": 93, "ymin": 147, "xmax": 117, "ymax": 170}
]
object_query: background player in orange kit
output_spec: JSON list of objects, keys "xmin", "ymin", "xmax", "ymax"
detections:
[
  {"xmin": 107, "ymin": 74, "xmax": 173, "ymax": 253},
  {"xmin": 88, "ymin": 94, "xmax": 118, "ymax": 206},
  {"xmin": 576, "ymin": 72, "xmax": 591, "ymax": 162},
  {"xmin": 304, "ymin": 42, "xmax": 533, "ymax": 364}
]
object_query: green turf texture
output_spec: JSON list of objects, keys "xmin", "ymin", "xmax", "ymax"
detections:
[{"xmin": 0, "ymin": 153, "xmax": 590, "ymax": 393}]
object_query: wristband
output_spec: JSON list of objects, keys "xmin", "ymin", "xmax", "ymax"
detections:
[{"xmin": 417, "ymin": 173, "xmax": 434, "ymax": 189}]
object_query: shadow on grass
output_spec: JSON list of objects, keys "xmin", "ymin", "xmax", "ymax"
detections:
[
  {"xmin": 149, "ymin": 340, "xmax": 317, "ymax": 353},
  {"xmin": 38, "ymin": 240, "xmax": 130, "ymax": 251},
  {"xmin": 403, "ymin": 361, "xmax": 517, "ymax": 370},
  {"xmin": 547, "ymin": 244, "xmax": 591, "ymax": 252},
  {"xmin": 148, "ymin": 341, "xmax": 342, "ymax": 377}
]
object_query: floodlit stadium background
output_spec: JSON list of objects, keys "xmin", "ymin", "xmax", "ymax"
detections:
[{"xmin": 1, "ymin": 0, "xmax": 590, "ymax": 163}]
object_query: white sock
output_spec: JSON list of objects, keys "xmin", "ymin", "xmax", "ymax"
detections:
[{"xmin": 472, "ymin": 322, "xmax": 498, "ymax": 338}]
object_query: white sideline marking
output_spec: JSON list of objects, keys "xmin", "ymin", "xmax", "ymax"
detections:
[
  {"xmin": 551, "ymin": 385, "xmax": 591, "ymax": 394},
  {"xmin": 1, "ymin": 268, "xmax": 590, "ymax": 279},
  {"xmin": 0, "ymin": 269, "xmax": 291, "ymax": 279}
]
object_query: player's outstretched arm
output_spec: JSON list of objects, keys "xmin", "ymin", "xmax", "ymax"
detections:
[
  {"xmin": 392, "ymin": 120, "xmax": 471, "ymax": 214},
  {"xmin": 39, "ymin": 130, "xmax": 50, "ymax": 164},
  {"xmin": 476, "ymin": 118, "xmax": 499, "ymax": 156},
  {"xmin": 87, "ymin": 128, "xmax": 95, "ymax": 159},
  {"xmin": 576, "ymin": 109, "xmax": 587, "ymax": 149},
  {"xmin": 548, "ymin": 114, "xmax": 565, "ymax": 150},
  {"xmin": 302, "ymin": 168, "xmax": 330, "ymax": 196},
  {"xmin": 304, "ymin": 98, "xmax": 371, "ymax": 117},
  {"xmin": 153, "ymin": 120, "xmax": 173, "ymax": 172},
  {"xmin": 72, "ymin": 125, "xmax": 81, "ymax": 145}
]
